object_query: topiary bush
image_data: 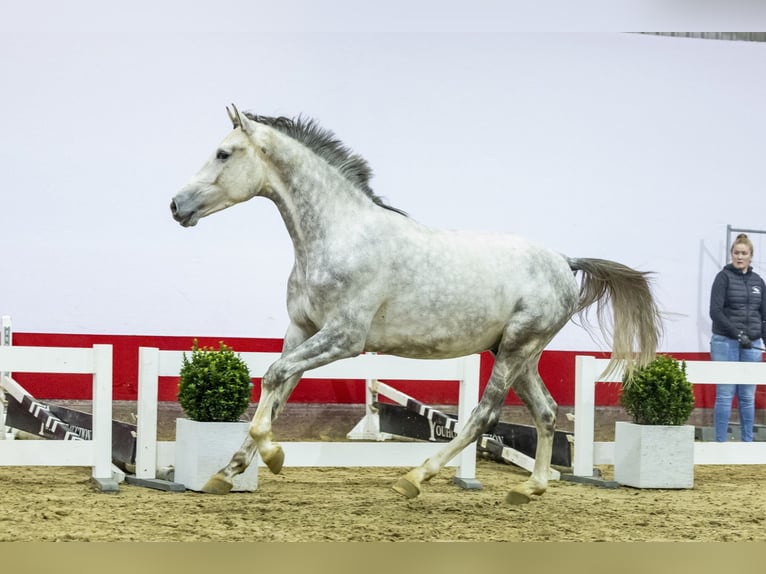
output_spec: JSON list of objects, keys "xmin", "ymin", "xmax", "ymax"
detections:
[
  {"xmin": 177, "ymin": 340, "xmax": 253, "ymax": 422},
  {"xmin": 619, "ymin": 354, "xmax": 695, "ymax": 425}
]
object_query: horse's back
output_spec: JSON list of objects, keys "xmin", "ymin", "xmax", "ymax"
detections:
[
  {"xmin": 362, "ymin": 226, "xmax": 579, "ymax": 358},
  {"xmin": 390, "ymin": 226, "xmax": 577, "ymax": 304}
]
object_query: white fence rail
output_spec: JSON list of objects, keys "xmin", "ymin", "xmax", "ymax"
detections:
[
  {"xmin": 136, "ymin": 348, "xmax": 481, "ymax": 486},
  {"xmin": 0, "ymin": 344, "xmax": 116, "ymax": 491},
  {"xmin": 573, "ymin": 355, "xmax": 766, "ymax": 476}
]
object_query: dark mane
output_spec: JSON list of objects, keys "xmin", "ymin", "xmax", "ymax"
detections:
[{"xmin": 244, "ymin": 113, "xmax": 407, "ymax": 217}]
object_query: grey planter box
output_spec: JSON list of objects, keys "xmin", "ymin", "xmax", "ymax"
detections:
[
  {"xmin": 614, "ymin": 421, "xmax": 694, "ymax": 489},
  {"xmin": 174, "ymin": 418, "xmax": 259, "ymax": 492}
]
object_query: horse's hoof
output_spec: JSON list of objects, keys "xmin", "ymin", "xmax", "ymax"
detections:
[
  {"xmin": 201, "ymin": 474, "xmax": 233, "ymax": 495},
  {"xmin": 392, "ymin": 476, "xmax": 421, "ymax": 499},
  {"xmin": 505, "ymin": 490, "xmax": 532, "ymax": 505},
  {"xmin": 263, "ymin": 446, "xmax": 285, "ymax": 474}
]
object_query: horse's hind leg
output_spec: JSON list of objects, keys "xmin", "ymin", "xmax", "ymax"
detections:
[
  {"xmin": 393, "ymin": 343, "xmax": 557, "ymax": 505},
  {"xmin": 504, "ymin": 363, "xmax": 557, "ymax": 505},
  {"xmin": 392, "ymin": 349, "xmax": 522, "ymax": 499}
]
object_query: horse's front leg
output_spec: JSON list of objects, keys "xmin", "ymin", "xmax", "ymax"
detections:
[
  {"xmin": 200, "ymin": 434, "xmax": 261, "ymax": 495},
  {"xmin": 201, "ymin": 323, "xmax": 309, "ymax": 494},
  {"xmin": 246, "ymin": 376, "xmax": 298, "ymax": 475},
  {"xmin": 201, "ymin": 369, "xmax": 304, "ymax": 495},
  {"xmin": 202, "ymin": 323, "xmax": 364, "ymax": 494}
]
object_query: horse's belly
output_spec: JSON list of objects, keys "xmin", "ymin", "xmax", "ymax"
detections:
[
  {"xmin": 364, "ymin": 337, "xmax": 497, "ymax": 359},
  {"xmin": 362, "ymin": 262, "xmax": 578, "ymax": 359},
  {"xmin": 363, "ymin": 317, "xmax": 504, "ymax": 359}
]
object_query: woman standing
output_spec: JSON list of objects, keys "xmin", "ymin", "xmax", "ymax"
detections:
[{"xmin": 709, "ymin": 233, "xmax": 766, "ymax": 442}]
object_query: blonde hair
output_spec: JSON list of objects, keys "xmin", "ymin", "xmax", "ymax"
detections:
[{"xmin": 731, "ymin": 233, "xmax": 754, "ymax": 256}]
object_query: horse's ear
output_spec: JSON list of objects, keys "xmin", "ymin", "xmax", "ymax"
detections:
[
  {"xmin": 226, "ymin": 105, "xmax": 239, "ymax": 129},
  {"xmin": 228, "ymin": 103, "xmax": 255, "ymax": 135}
]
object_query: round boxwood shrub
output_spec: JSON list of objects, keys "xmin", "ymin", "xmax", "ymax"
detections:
[
  {"xmin": 177, "ymin": 340, "xmax": 253, "ymax": 422},
  {"xmin": 619, "ymin": 354, "xmax": 695, "ymax": 425}
]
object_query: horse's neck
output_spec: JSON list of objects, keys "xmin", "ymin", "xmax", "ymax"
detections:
[{"xmin": 264, "ymin": 141, "xmax": 378, "ymax": 252}]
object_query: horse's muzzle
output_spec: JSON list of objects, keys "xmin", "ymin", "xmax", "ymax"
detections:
[
  {"xmin": 170, "ymin": 198, "xmax": 181, "ymax": 219},
  {"xmin": 170, "ymin": 198, "xmax": 197, "ymax": 227}
]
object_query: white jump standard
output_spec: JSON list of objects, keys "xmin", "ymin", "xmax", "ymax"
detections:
[{"xmin": 0, "ymin": 344, "xmax": 117, "ymax": 492}]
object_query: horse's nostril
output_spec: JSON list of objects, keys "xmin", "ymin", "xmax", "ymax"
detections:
[{"xmin": 170, "ymin": 200, "xmax": 178, "ymax": 215}]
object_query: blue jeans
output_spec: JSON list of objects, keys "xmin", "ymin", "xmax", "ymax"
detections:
[{"xmin": 710, "ymin": 334, "xmax": 761, "ymax": 442}]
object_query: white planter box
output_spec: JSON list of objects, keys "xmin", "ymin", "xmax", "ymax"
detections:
[
  {"xmin": 613, "ymin": 421, "xmax": 694, "ymax": 489},
  {"xmin": 174, "ymin": 418, "xmax": 258, "ymax": 492}
]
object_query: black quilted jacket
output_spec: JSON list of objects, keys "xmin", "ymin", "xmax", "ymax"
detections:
[{"xmin": 710, "ymin": 264, "xmax": 766, "ymax": 341}]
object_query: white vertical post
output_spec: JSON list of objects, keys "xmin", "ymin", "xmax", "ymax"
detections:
[
  {"xmin": 135, "ymin": 347, "xmax": 159, "ymax": 479},
  {"xmin": 363, "ymin": 378, "xmax": 378, "ymax": 434},
  {"xmin": 346, "ymin": 350, "xmax": 390, "ymax": 441},
  {"xmin": 0, "ymin": 316, "xmax": 9, "ymax": 440},
  {"xmin": 0, "ymin": 315, "xmax": 10, "ymax": 351},
  {"xmin": 453, "ymin": 353, "xmax": 480, "ymax": 486},
  {"xmin": 362, "ymin": 353, "xmax": 378, "ymax": 436},
  {"xmin": 573, "ymin": 355, "xmax": 598, "ymax": 476},
  {"xmin": 91, "ymin": 344, "xmax": 113, "ymax": 481}
]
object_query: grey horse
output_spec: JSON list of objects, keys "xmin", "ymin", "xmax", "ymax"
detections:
[{"xmin": 170, "ymin": 106, "xmax": 662, "ymax": 504}]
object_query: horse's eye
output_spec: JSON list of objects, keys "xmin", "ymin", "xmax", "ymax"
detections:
[{"xmin": 216, "ymin": 149, "xmax": 231, "ymax": 161}]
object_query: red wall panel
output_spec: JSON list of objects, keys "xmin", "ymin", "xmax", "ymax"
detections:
[{"xmin": 6, "ymin": 332, "xmax": 754, "ymax": 408}]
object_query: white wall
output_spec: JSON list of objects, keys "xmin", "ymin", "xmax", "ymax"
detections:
[{"xmin": 2, "ymin": 5, "xmax": 766, "ymax": 353}]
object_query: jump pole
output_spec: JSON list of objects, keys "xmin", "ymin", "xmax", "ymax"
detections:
[{"xmin": 358, "ymin": 379, "xmax": 562, "ymax": 479}]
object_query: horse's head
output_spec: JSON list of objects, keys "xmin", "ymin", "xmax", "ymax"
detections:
[{"xmin": 171, "ymin": 105, "xmax": 268, "ymax": 227}]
